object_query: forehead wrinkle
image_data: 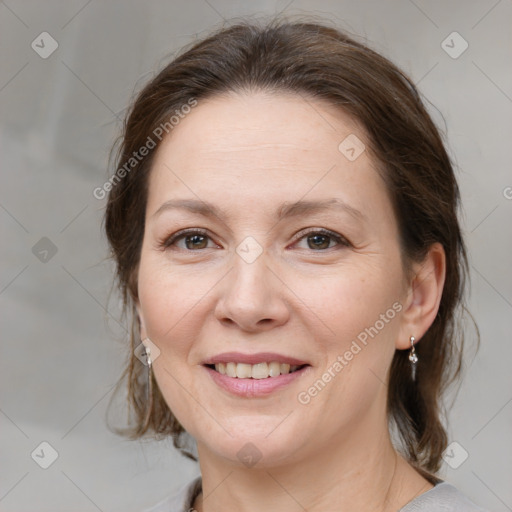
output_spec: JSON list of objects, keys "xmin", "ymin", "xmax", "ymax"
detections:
[{"xmin": 151, "ymin": 197, "xmax": 366, "ymax": 224}]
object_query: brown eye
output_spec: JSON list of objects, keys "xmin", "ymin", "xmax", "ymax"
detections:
[
  {"xmin": 183, "ymin": 234, "xmax": 208, "ymax": 250},
  {"xmin": 162, "ymin": 229, "xmax": 216, "ymax": 251},
  {"xmin": 307, "ymin": 233, "xmax": 332, "ymax": 250},
  {"xmin": 294, "ymin": 229, "xmax": 350, "ymax": 251}
]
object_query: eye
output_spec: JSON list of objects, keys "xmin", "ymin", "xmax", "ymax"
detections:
[
  {"xmin": 161, "ymin": 228, "xmax": 218, "ymax": 251},
  {"xmin": 160, "ymin": 227, "xmax": 350, "ymax": 252},
  {"xmin": 293, "ymin": 228, "xmax": 351, "ymax": 251}
]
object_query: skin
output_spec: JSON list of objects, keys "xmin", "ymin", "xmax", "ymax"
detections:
[{"xmin": 136, "ymin": 91, "xmax": 446, "ymax": 511}]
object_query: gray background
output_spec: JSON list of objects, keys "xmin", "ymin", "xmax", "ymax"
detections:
[{"xmin": 1, "ymin": 1, "xmax": 511, "ymax": 511}]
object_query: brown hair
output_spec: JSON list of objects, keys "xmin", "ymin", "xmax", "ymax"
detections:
[{"xmin": 105, "ymin": 17, "xmax": 474, "ymax": 474}]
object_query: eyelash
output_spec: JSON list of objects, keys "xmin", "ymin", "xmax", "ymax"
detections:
[{"xmin": 160, "ymin": 227, "xmax": 351, "ymax": 252}]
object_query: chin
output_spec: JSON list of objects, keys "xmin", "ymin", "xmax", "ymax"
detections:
[{"xmin": 195, "ymin": 418, "xmax": 312, "ymax": 469}]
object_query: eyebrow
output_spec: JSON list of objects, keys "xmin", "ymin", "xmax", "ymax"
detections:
[{"xmin": 152, "ymin": 197, "xmax": 365, "ymax": 223}]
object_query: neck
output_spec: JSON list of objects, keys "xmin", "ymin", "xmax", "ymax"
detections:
[{"xmin": 192, "ymin": 421, "xmax": 432, "ymax": 512}]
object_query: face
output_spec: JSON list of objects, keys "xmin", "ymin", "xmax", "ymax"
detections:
[{"xmin": 136, "ymin": 91, "xmax": 411, "ymax": 467}]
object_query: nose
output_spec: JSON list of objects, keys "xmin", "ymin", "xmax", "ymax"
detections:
[{"xmin": 214, "ymin": 252, "xmax": 290, "ymax": 332}]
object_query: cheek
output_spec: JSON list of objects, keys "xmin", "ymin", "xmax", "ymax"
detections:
[
  {"xmin": 137, "ymin": 252, "xmax": 213, "ymax": 339},
  {"xmin": 137, "ymin": 258, "xmax": 197, "ymax": 365},
  {"xmin": 296, "ymin": 272, "xmax": 401, "ymax": 430},
  {"xmin": 292, "ymin": 260, "xmax": 402, "ymax": 341},
  {"xmin": 137, "ymin": 257, "xmax": 207, "ymax": 431},
  {"xmin": 297, "ymin": 262, "xmax": 403, "ymax": 403}
]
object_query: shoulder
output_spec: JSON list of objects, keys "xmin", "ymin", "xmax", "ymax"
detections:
[
  {"xmin": 142, "ymin": 476, "xmax": 202, "ymax": 512},
  {"xmin": 400, "ymin": 481, "xmax": 489, "ymax": 512},
  {"xmin": 141, "ymin": 477, "xmax": 488, "ymax": 512}
]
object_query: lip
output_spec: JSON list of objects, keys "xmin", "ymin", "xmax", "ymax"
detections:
[
  {"xmin": 202, "ymin": 352, "xmax": 309, "ymax": 366},
  {"xmin": 203, "ymin": 364, "xmax": 311, "ymax": 398}
]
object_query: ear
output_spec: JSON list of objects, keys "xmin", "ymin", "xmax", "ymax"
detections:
[
  {"xmin": 135, "ymin": 302, "xmax": 148, "ymax": 340},
  {"xmin": 396, "ymin": 242, "xmax": 446, "ymax": 350}
]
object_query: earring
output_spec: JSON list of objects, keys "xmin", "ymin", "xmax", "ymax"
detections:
[
  {"xmin": 144, "ymin": 343, "xmax": 153, "ymax": 369},
  {"xmin": 142, "ymin": 340, "xmax": 154, "ymax": 424},
  {"xmin": 408, "ymin": 336, "xmax": 418, "ymax": 381}
]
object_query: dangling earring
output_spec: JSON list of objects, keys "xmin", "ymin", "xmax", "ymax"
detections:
[
  {"xmin": 144, "ymin": 341, "xmax": 153, "ymax": 393},
  {"xmin": 408, "ymin": 336, "xmax": 418, "ymax": 381},
  {"xmin": 141, "ymin": 339, "xmax": 154, "ymax": 428},
  {"xmin": 144, "ymin": 343, "xmax": 153, "ymax": 369}
]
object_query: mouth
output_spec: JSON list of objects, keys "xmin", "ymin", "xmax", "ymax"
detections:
[
  {"xmin": 203, "ymin": 362, "xmax": 311, "ymax": 398},
  {"xmin": 204, "ymin": 362, "xmax": 309, "ymax": 379},
  {"xmin": 201, "ymin": 352, "xmax": 312, "ymax": 398}
]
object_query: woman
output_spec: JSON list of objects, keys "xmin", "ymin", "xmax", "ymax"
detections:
[{"xmin": 105, "ymin": 18, "xmax": 487, "ymax": 512}]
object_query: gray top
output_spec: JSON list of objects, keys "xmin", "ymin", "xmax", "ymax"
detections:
[{"xmin": 143, "ymin": 476, "xmax": 489, "ymax": 512}]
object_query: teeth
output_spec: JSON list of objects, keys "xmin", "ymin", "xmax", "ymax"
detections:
[
  {"xmin": 251, "ymin": 362, "xmax": 269, "ymax": 379},
  {"xmin": 213, "ymin": 361, "xmax": 303, "ymax": 378},
  {"xmin": 226, "ymin": 362, "xmax": 237, "ymax": 378},
  {"xmin": 269, "ymin": 362, "xmax": 281, "ymax": 377},
  {"xmin": 236, "ymin": 363, "xmax": 252, "ymax": 379}
]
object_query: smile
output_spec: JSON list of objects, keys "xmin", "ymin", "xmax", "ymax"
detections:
[
  {"xmin": 207, "ymin": 361, "xmax": 307, "ymax": 379},
  {"xmin": 203, "ymin": 363, "xmax": 311, "ymax": 398}
]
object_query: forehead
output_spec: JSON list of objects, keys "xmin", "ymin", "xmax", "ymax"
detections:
[
  {"xmin": 161, "ymin": 90, "xmax": 362, "ymax": 158},
  {"xmin": 147, "ymin": 91, "xmax": 393, "ymax": 226}
]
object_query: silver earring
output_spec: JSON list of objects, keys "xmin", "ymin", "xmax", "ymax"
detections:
[
  {"xmin": 144, "ymin": 344, "xmax": 153, "ymax": 369},
  {"xmin": 142, "ymin": 340, "xmax": 154, "ymax": 411},
  {"xmin": 138, "ymin": 338, "xmax": 155, "ymax": 430},
  {"xmin": 408, "ymin": 336, "xmax": 418, "ymax": 381}
]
